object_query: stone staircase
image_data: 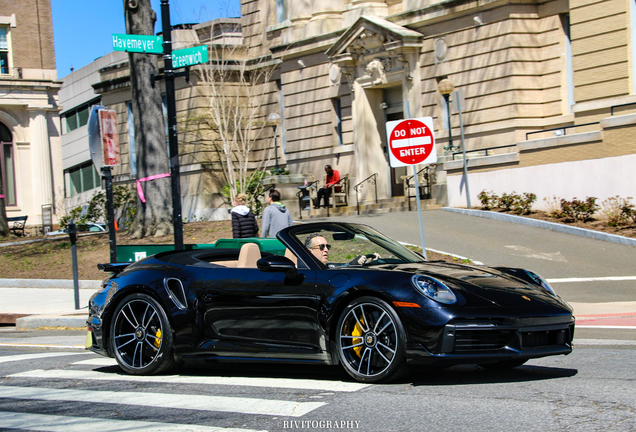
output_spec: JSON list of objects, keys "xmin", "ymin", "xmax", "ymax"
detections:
[{"xmin": 292, "ymin": 196, "xmax": 442, "ymax": 219}]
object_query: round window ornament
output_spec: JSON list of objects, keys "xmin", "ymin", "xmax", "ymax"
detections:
[
  {"xmin": 435, "ymin": 38, "xmax": 448, "ymax": 63},
  {"xmin": 329, "ymin": 64, "xmax": 341, "ymax": 84}
]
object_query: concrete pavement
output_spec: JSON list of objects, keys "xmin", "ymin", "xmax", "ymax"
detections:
[{"xmin": 1, "ymin": 208, "xmax": 635, "ymax": 330}]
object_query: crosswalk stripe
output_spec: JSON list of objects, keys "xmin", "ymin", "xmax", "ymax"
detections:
[
  {"xmin": 9, "ymin": 368, "xmax": 369, "ymax": 392},
  {"xmin": 0, "ymin": 411, "xmax": 266, "ymax": 432},
  {"xmin": 0, "ymin": 385, "xmax": 325, "ymax": 417},
  {"xmin": 72, "ymin": 358, "xmax": 116, "ymax": 366},
  {"xmin": 0, "ymin": 352, "xmax": 90, "ymax": 364},
  {"xmin": 547, "ymin": 276, "xmax": 636, "ymax": 283}
]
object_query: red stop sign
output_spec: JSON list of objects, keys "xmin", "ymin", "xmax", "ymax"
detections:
[{"xmin": 388, "ymin": 119, "xmax": 435, "ymax": 166}]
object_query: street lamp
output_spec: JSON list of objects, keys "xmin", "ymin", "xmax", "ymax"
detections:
[
  {"xmin": 439, "ymin": 78, "xmax": 459, "ymax": 152},
  {"xmin": 267, "ymin": 112, "xmax": 284, "ymax": 175}
]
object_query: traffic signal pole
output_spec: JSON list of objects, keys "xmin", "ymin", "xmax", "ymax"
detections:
[{"xmin": 159, "ymin": 0, "xmax": 184, "ymax": 250}]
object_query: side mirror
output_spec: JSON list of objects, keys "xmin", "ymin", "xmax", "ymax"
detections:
[{"xmin": 257, "ymin": 255, "xmax": 302, "ymax": 282}]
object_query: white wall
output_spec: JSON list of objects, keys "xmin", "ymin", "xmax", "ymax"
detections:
[{"xmin": 447, "ymin": 154, "xmax": 636, "ymax": 210}]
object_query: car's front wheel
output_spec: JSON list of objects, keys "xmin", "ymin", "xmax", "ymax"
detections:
[
  {"xmin": 110, "ymin": 293, "xmax": 178, "ymax": 375},
  {"xmin": 336, "ymin": 297, "xmax": 406, "ymax": 383}
]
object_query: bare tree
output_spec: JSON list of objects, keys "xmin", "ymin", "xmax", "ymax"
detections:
[
  {"xmin": 124, "ymin": 0, "xmax": 173, "ymax": 238},
  {"xmin": 183, "ymin": 30, "xmax": 279, "ymax": 204}
]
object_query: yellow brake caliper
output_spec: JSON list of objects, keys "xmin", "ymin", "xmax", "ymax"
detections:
[
  {"xmin": 351, "ymin": 316, "xmax": 364, "ymax": 357},
  {"xmin": 153, "ymin": 328, "xmax": 162, "ymax": 349}
]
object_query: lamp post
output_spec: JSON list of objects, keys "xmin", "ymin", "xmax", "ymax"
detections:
[
  {"xmin": 439, "ymin": 78, "xmax": 459, "ymax": 152},
  {"xmin": 267, "ymin": 112, "xmax": 283, "ymax": 175}
]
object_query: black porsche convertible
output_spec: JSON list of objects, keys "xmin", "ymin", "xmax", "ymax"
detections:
[{"xmin": 86, "ymin": 222, "xmax": 574, "ymax": 383}]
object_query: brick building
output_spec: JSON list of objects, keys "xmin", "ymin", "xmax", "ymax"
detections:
[{"xmin": 0, "ymin": 0, "xmax": 63, "ymax": 232}]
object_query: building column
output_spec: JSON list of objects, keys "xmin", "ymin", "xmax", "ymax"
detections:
[{"xmin": 28, "ymin": 108, "xmax": 53, "ymax": 220}]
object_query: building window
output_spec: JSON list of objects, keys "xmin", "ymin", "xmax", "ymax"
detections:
[
  {"xmin": 276, "ymin": 80, "xmax": 287, "ymax": 153},
  {"xmin": 333, "ymin": 98, "xmax": 343, "ymax": 146},
  {"xmin": 276, "ymin": 0, "xmax": 288, "ymax": 23},
  {"xmin": 66, "ymin": 161, "xmax": 100, "ymax": 197},
  {"xmin": 0, "ymin": 122, "xmax": 16, "ymax": 206},
  {"xmin": 62, "ymin": 98, "xmax": 99, "ymax": 134},
  {"xmin": 561, "ymin": 14, "xmax": 574, "ymax": 112},
  {"xmin": 0, "ymin": 26, "xmax": 9, "ymax": 75},
  {"xmin": 126, "ymin": 102, "xmax": 137, "ymax": 176}
]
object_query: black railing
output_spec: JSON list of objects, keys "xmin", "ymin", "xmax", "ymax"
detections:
[
  {"xmin": 525, "ymin": 122, "xmax": 599, "ymax": 141},
  {"xmin": 354, "ymin": 173, "xmax": 378, "ymax": 215},
  {"xmin": 296, "ymin": 181, "xmax": 318, "ymax": 220},
  {"xmin": 451, "ymin": 144, "xmax": 517, "ymax": 161},
  {"xmin": 611, "ymin": 102, "xmax": 636, "ymax": 116},
  {"xmin": 404, "ymin": 166, "xmax": 436, "ymax": 211}
]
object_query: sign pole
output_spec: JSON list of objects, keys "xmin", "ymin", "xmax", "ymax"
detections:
[
  {"xmin": 160, "ymin": 0, "xmax": 184, "ymax": 251},
  {"xmin": 404, "ymin": 101, "xmax": 427, "ymax": 259}
]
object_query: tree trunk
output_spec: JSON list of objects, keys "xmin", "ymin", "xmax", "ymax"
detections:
[{"xmin": 124, "ymin": 0, "xmax": 173, "ymax": 238}]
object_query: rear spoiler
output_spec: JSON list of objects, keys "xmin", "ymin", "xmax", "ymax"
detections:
[{"xmin": 97, "ymin": 262, "xmax": 131, "ymax": 275}]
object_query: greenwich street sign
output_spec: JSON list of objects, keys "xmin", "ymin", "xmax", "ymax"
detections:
[
  {"xmin": 172, "ymin": 45, "xmax": 209, "ymax": 68},
  {"xmin": 112, "ymin": 33, "xmax": 164, "ymax": 54}
]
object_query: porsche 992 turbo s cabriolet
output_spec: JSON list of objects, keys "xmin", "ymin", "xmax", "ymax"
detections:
[{"xmin": 87, "ymin": 222, "xmax": 574, "ymax": 383}]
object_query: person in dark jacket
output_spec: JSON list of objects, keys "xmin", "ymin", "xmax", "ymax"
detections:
[{"xmin": 231, "ymin": 193, "xmax": 259, "ymax": 238}]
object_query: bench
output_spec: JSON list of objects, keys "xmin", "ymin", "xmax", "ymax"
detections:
[{"xmin": 7, "ymin": 216, "xmax": 27, "ymax": 237}]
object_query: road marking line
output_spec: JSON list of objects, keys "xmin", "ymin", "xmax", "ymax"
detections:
[
  {"xmin": 9, "ymin": 369, "xmax": 369, "ymax": 392},
  {"xmin": 574, "ymin": 339, "xmax": 636, "ymax": 345},
  {"xmin": 0, "ymin": 411, "xmax": 266, "ymax": 432},
  {"xmin": 0, "ymin": 385, "xmax": 325, "ymax": 417},
  {"xmin": 548, "ymin": 276, "xmax": 636, "ymax": 283},
  {"xmin": 575, "ymin": 325, "xmax": 636, "ymax": 329},
  {"xmin": 0, "ymin": 352, "xmax": 90, "ymax": 364},
  {"xmin": 504, "ymin": 245, "xmax": 567, "ymax": 262},
  {"xmin": 0, "ymin": 343, "xmax": 84, "ymax": 349},
  {"xmin": 72, "ymin": 358, "xmax": 117, "ymax": 366}
]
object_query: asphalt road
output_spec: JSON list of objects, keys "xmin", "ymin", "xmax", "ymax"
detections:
[{"xmin": 324, "ymin": 210, "xmax": 636, "ymax": 303}]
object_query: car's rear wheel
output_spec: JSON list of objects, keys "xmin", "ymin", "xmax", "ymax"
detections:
[
  {"xmin": 336, "ymin": 297, "xmax": 406, "ymax": 383},
  {"xmin": 479, "ymin": 359, "xmax": 528, "ymax": 370},
  {"xmin": 110, "ymin": 293, "xmax": 178, "ymax": 375}
]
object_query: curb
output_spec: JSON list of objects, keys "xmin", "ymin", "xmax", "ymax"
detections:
[
  {"xmin": 0, "ymin": 279, "xmax": 102, "ymax": 289},
  {"xmin": 442, "ymin": 207, "xmax": 636, "ymax": 247},
  {"xmin": 15, "ymin": 314, "xmax": 87, "ymax": 330}
]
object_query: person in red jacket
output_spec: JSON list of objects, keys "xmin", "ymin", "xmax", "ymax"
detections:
[{"xmin": 315, "ymin": 164, "xmax": 340, "ymax": 208}]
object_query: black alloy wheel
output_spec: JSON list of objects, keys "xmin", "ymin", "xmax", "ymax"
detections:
[
  {"xmin": 110, "ymin": 293, "xmax": 178, "ymax": 375},
  {"xmin": 337, "ymin": 296, "xmax": 406, "ymax": 383}
]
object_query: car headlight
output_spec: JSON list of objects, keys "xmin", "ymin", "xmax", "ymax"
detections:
[
  {"xmin": 524, "ymin": 270, "xmax": 557, "ymax": 296},
  {"xmin": 412, "ymin": 275, "xmax": 457, "ymax": 304}
]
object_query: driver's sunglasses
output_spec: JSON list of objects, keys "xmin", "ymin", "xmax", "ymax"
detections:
[{"xmin": 310, "ymin": 244, "xmax": 331, "ymax": 251}]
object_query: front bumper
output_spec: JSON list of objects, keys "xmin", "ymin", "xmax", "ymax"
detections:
[{"xmin": 406, "ymin": 316, "xmax": 575, "ymax": 365}]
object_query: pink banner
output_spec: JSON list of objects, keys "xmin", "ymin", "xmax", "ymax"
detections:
[{"xmin": 136, "ymin": 173, "xmax": 170, "ymax": 203}]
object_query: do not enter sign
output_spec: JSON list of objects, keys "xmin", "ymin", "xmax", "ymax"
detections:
[{"xmin": 386, "ymin": 117, "xmax": 437, "ymax": 168}]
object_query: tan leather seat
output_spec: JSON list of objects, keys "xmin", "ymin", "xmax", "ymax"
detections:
[
  {"xmin": 237, "ymin": 243, "xmax": 261, "ymax": 268},
  {"xmin": 284, "ymin": 248, "xmax": 297, "ymax": 266}
]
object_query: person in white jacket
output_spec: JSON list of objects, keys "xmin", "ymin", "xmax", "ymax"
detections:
[{"xmin": 261, "ymin": 189, "xmax": 293, "ymax": 238}]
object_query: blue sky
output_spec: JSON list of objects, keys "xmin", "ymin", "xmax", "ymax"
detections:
[{"xmin": 51, "ymin": 0, "xmax": 240, "ymax": 78}]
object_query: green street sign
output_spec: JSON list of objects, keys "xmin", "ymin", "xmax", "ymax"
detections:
[
  {"xmin": 112, "ymin": 33, "xmax": 163, "ymax": 54},
  {"xmin": 172, "ymin": 45, "xmax": 209, "ymax": 68}
]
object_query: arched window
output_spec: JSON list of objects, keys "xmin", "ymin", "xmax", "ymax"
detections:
[{"xmin": 0, "ymin": 122, "xmax": 16, "ymax": 206}]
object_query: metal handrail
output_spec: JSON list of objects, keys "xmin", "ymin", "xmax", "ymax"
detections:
[
  {"xmin": 611, "ymin": 102, "xmax": 636, "ymax": 116},
  {"xmin": 296, "ymin": 180, "xmax": 318, "ymax": 220},
  {"xmin": 525, "ymin": 122, "xmax": 599, "ymax": 141},
  {"xmin": 451, "ymin": 144, "xmax": 517, "ymax": 161},
  {"xmin": 404, "ymin": 166, "xmax": 433, "ymax": 211},
  {"xmin": 354, "ymin": 173, "xmax": 378, "ymax": 215}
]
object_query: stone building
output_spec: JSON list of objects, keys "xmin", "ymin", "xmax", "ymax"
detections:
[
  {"xmin": 0, "ymin": 0, "xmax": 63, "ymax": 233},
  {"xmin": 83, "ymin": 0, "xmax": 636, "ymax": 221}
]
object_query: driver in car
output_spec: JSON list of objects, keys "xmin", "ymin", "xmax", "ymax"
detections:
[{"xmin": 305, "ymin": 233, "xmax": 380, "ymax": 266}]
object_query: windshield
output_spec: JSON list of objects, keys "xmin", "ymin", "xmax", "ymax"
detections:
[{"xmin": 291, "ymin": 224, "xmax": 425, "ymax": 268}]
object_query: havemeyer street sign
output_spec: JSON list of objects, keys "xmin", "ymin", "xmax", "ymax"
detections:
[
  {"xmin": 386, "ymin": 117, "xmax": 437, "ymax": 168},
  {"xmin": 172, "ymin": 45, "xmax": 208, "ymax": 68},
  {"xmin": 112, "ymin": 34, "xmax": 163, "ymax": 54}
]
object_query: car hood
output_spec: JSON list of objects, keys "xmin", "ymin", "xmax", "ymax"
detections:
[{"xmin": 376, "ymin": 261, "xmax": 570, "ymax": 312}]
